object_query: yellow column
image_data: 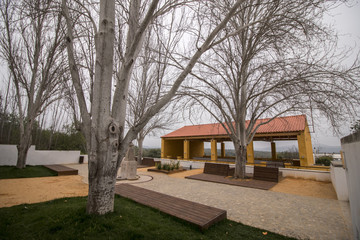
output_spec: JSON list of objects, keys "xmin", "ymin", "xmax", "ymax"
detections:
[
  {"xmin": 211, "ymin": 139, "xmax": 218, "ymax": 161},
  {"xmin": 297, "ymin": 124, "xmax": 314, "ymax": 166},
  {"xmin": 221, "ymin": 142, "xmax": 225, "ymax": 158},
  {"xmin": 161, "ymin": 139, "xmax": 165, "ymax": 158},
  {"xmin": 271, "ymin": 142, "xmax": 276, "ymax": 160},
  {"xmin": 184, "ymin": 140, "xmax": 190, "ymax": 160},
  {"xmin": 246, "ymin": 141, "xmax": 254, "ymax": 164}
]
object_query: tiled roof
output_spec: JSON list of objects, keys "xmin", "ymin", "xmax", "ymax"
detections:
[{"xmin": 162, "ymin": 115, "xmax": 307, "ymax": 138}]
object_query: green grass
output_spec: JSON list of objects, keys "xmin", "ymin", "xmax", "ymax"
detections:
[
  {"xmin": 0, "ymin": 165, "xmax": 57, "ymax": 179},
  {"xmin": 0, "ymin": 196, "xmax": 295, "ymax": 240}
]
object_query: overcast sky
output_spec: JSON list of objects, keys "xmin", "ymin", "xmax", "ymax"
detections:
[{"xmin": 143, "ymin": 1, "xmax": 360, "ymax": 149}]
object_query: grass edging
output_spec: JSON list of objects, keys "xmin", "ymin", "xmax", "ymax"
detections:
[
  {"xmin": 0, "ymin": 165, "xmax": 57, "ymax": 179},
  {"xmin": 0, "ymin": 196, "xmax": 295, "ymax": 240}
]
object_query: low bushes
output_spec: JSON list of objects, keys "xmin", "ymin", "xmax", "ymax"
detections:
[
  {"xmin": 315, "ymin": 156, "xmax": 333, "ymax": 166},
  {"xmin": 156, "ymin": 160, "xmax": 180, "ymax": 171}
]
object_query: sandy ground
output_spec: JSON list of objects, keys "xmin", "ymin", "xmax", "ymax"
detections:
[
  {"xmin": 0, "ymin": 175, "xmax": 88, "ymax": 208},
  {"xmin": 0, "ymin": 166, "xmax": 337, "ymax": 208},
  {"xmin": 270, "ymin": 177, "xmax": 337, "ymax": 199}
]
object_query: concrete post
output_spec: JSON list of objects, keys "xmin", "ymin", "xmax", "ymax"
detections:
[
  {"xmin": 246, "ymin": 141, "xmax": 254, "ymax": 164},
  {"xmin": 211, "ymin": 139, "xmax": 218, "ymax": 161},
  {"xmin": 184, "ymin": 140, "xmax": 190, "ymax": 160},
  {"xmin": 271, "ymin": 142, "xmax": 276, "ymax": 161},
  {"xmin": 221, "ymin": 142, "xmax": 225, "ymax": 158}
]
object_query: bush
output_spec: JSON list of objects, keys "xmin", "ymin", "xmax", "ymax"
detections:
[{"xmin": 315, "ymin": 156, "xmax": 333, "ymax": 166}]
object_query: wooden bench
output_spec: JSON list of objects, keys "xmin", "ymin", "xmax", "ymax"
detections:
[
  {"xmin": 141, "ymin": 158, "xmax": 158, "ymax": 166},
  {"xmin": 203, "ymin": 163, "xmax": 232, "ymax": 176},
  {"xmin": 115, "ymin": 184, "xmax": 226, "ymax": 230},
  {"xmin": 43, "ymin": 164, "xmax": 78, "ymax": 176},
  {"xmin": 253, "ymin": 166, "xmax": 280, "ymax": 182}
]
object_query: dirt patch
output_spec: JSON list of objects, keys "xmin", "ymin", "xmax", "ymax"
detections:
[
  {"xmin": 0, "ymin": 175, "xmax": 88, "ymax": 208},
  {"xmin": 168, "ymin": 168, "xmax": 204, "ymax": 179},
  {"xmin": 270, "ymin": 178, "xmax": 337, "ymax": 199},
  {"xmin": 0, "ymin": 168, "xmax": 337, "ymax": 208}
]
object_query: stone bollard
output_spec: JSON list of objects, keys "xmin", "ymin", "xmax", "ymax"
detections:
[{"xmin": 118, "ymin": 143, "xmax": 138, "ymax": 180}]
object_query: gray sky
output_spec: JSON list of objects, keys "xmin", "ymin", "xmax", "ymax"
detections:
[{"xmin": 143, "ymin": 1, "xmax": 360, "ymax": 149}]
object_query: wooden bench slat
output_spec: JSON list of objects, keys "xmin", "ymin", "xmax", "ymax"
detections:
[
  {"xmin": 116, "ymin": 188, "xmax": 221, "ymax": 223},
  {"xmin": 43, "ymin": 164, "xmax": 78, "ymax": 176},
  {"xmin": 204, "ymin": 163, "xmax": 231, "ymax": 176},
  {"xmin": 117, "ymin": 186, "xmax": 220, "ymax": 219},
  {"xmin": 115, "ymin": 184, "xmax": 227, "ymax": 230},
  {"xmin": 253, "ymin": 166, "xmax": 280, "ymax": 182}
]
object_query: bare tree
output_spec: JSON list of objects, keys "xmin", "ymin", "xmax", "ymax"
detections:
[
  {"xmin": 62, "ymin": 0, "xmax": 252, "ymax": 214},
  {"xmin": 126, "ymin": 21, "xmax": 181, "ymax": 164},
  {"xmin": 184, "ymin": 0, "xmax": 360, "ymax": 178},
  {"xmin": 0, "ymin": 0, "xmax": 67, "ymax": 168}
]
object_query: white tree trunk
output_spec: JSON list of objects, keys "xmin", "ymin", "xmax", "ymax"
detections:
[
  {"xmin": 86, "ymin": 0, "xmax": 118, "ymax": 215},
  {"xmin": 137, "ymin": 136, "xmax": 144, "ymax": 165},
  {"xmin": 16, "ymin": 122, "xmax": 33, "ymax": 169}
]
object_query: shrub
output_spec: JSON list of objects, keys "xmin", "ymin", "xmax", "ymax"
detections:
[
  {"xmin": 315, "ymin": 156, "xmax": 333, "ymax": 166},
  {"xmin": 156, "ymin": 162, "xmax": 162, "ymax": 170}
]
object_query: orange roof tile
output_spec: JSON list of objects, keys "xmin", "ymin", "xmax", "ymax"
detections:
[{"xmin": 162, "ymin": 115, "xmax": 307, "ymax": 138}]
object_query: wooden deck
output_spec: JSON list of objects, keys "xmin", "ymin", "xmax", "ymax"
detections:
[
  {"xmin": 185, "ymin": 173, "xmax": 277, "ymax": 190},
  {"xmin": 115, "ymin": 184, "xmax": 227, "ymax": 230},
  {"xmin": 43, "ymin": 164, "xmax": 78, "ymax": 176}
]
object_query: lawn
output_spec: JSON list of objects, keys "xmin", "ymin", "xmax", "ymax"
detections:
[
  {"xmin": 0, "ymin": 196, "xmax": 295, "ymax": 240},
  {"xmin": 0, "ymin": 165, "xmax": 57, "ymax": 179}
]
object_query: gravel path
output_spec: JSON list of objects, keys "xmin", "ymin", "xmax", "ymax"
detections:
[
  {"xmin": 67, "ymin": 164, "xmax": 352, "ymax": 240},
  {"xmin": 136, "ymin": 172, "xmax": 352, "ymax": 240}
]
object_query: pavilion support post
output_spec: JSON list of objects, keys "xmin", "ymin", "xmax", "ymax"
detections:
[
  {"xmin": 246, "ymin": 141, "xmax": 254, "ymax": 164},
  {"xmin": 211, "ymin": 139, "xmax": 218, "ymax": 161},
  {"xmin": 271, "ymin": 142, "xmax": 276, "ymax": 161},
  {"xmin": 184, "ymin": 140, "xmax": 190, "ymax": 160},
  {"xmin": 221, "ymin": 142, "xmax": 225, "ymax": 158},
  {"xmin": 161, "ymin": 138, "xmax": 165, "ymax": 158},
  {"xmin": 297, "ymin": 125, "xmax": 314, "ymax": 166}
]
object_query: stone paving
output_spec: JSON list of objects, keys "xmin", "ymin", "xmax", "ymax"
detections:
[
  {"xmin": 136, "ymin": 172, "xmax": 352, "ymax": 240},
  {"xmin": 68, "ymin": 164, "xmax": 353, "ymax": 240}
]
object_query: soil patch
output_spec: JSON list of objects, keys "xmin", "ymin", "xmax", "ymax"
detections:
[
  {"xmin": 0, "ymin": 175, "xmax": 88, "ymax": 208},
  {"xmin": 168, "ymin": 168, "xmax": 204, "ymax": 178},
  {"xmin": 270, "ymin": 178, "xmax": 337, "ymax": 199},
  {"xmin": 147, "ymin": 168, "xmax": 186, "ymax": 174}
]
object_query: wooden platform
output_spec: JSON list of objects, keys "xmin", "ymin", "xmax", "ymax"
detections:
[
  {"xmin": 185, "ymin": 173, "xmax": 277, "ymax": 190},
  {"xmin": 43, "ymin": 164, "xmax": 78, "ymax": 176},
  {"xmin": 115, "ymin": 184, "xmax": 227, "ymax": 230},
  {"xmin": 253, "ymin": 166, "xmax": 281, "ymax": 182}
]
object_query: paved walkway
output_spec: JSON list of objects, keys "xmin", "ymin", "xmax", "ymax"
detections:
[{"xmin": 68, "ymin": 164, "xmax": 353, "ymax": 240}]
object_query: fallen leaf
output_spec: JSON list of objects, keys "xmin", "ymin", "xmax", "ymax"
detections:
[{"xmin": 262, "ymin": 232, "xmax": 268, "ymax": 235}]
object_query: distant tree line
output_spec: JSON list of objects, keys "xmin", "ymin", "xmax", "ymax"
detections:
[{"xmin": 0, "ymin": 111, "xmax": 86, "ymax": 153}]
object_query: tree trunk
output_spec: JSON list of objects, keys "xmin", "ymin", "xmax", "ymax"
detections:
[
  {"xmin": 86, "ymin": 0, "xmax": 117, "ymax": 215},
  {"xmin": 87, "ymin": 153, "xmax": 117, "ymax": 214},
  {"xmin": 137, "ymin": 137, "xmax": 144, "ymax": 165},
  {"xmin": 86, "ymin": 122, "xmax": 120, "ymax": 214},
  {"xmin": 16, "ymin": 124, "xmax": 32, "ymax": 169},
  {"xmin": 234, "ymin": 144, "xmax": 247, "ymax": 179}
]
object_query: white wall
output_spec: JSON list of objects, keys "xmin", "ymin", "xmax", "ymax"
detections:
[
  {"xmin": 279, "ymin": 168, "xmax": 331, "ymax": 182},
  {"xmin": 341, "ymin": 131, "xmax": 360, "ymax": 240},
  {"xmin": 0, "ymin": 144, "xmax": 86, "ymax": 166},
  {"xmin": 158, "ymin": 158, "xmax": 330, "ymax": 181},
  {"xmin": 330, "ymin": 161, "xmax": 349, "ymax": 201}
]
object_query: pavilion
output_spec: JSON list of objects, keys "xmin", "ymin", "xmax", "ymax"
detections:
[{"xmin": 161, "ymin": 115, "xmax": 314, "ymax": 167}]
